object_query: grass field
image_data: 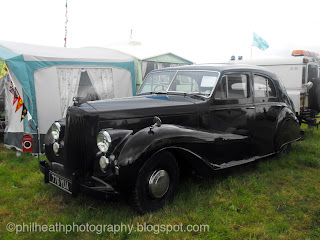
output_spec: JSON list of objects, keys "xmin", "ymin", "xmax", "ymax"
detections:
[{"xmin": 1, "ymin": 126, "xmax": 320, "ymax": 239}]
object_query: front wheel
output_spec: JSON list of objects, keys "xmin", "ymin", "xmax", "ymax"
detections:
[{"xmin": 131, "ymin": 151, "xmax": 179, "ymax": 214}]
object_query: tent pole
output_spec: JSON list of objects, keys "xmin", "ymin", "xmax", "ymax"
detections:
[{"xmin": 37, "ymin": 125, "xmax": 40, "ymax": 162}]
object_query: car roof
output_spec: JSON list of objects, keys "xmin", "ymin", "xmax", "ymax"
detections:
[{"xmin": 151, "ymin": 63, "xmax": 279, "ymax": 79}]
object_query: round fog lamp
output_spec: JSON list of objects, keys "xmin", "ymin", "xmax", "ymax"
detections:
[
  {"xmin": 99, "ymin": 156, "xmax": 110, "ymax": 170},
  {"xmin": 53, "ymin": 142, "xmax": 60, "ymax": 155}
]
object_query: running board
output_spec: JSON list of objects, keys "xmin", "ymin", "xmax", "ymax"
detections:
[{"xmin": 210, "ymin": 152, "xmax": 275, "ymax": 170}]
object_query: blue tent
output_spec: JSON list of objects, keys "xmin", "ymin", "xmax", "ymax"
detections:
[{"xmin": 0, "ymin": 41, "xmax": 136, "ymax": 152}]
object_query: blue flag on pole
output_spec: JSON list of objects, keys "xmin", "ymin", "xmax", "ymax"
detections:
[{"xmin": 252, "ymin": 32, "xmax": 269, "ymax": 51}]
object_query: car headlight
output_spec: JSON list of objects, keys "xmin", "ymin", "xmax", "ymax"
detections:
[
  {"xmin": 99, "ymin": 156, "xmax": 110, "ymax": 171},
  {"xmin": 51, "ymin": 122, "xmax": 61, "ymax": 141},
  {"xmin": 97, "ymin": 130, "xmax": 111, "ymax": 153}
]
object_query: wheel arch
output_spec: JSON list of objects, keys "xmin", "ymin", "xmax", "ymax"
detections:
[
  {"xmin": 116, "ymin": 127, "xmax": 216, "ymax": 190},
  {"xmin": 138, "ymin": 146, "xmax": 214, "ymax": 178},
  {"xmin": 274, "ymin": 108, "xmax": 301, "ymax": 151}
]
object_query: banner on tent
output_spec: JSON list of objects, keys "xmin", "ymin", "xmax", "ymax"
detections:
[
  {"xmin": 0, "ymin": 59, "xmax": 8, "ymax": 79},
  {"xmin": 6, "ymin": 68, "xmax": 33, "ymax": 122}
]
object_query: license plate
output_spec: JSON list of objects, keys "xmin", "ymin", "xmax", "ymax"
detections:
[{"xmin": 49, "ymin": 171, "xmax": 72, "ymax": 194}]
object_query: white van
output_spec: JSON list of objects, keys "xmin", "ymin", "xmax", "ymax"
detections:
[{"xmin": 231, "ymin": 50, "xmax": 320, "ymax": 129}]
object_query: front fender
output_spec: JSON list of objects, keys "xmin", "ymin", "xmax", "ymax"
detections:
[
  {"xmin": 115, "ymin": 124, "xmax": 248, "ymax": 188},
  {"xmin": 105, "ymin": 129, "xmax": 133, "ymax": 155}
]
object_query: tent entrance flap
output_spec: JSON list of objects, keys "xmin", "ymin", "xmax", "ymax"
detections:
[
  {"xmin": 86, "ymin": 68, "xmax": 114, "ymax": 100},
  {"xmin": 56, "ymin": 67, "xmax": 116, "ymax": 117},
  {"xmin": 57, "ymin": 68, "xmax": 82, "ymax": 117},
  {"xmin": 77, "ymin": 70, "xmax": 99, "ymax": 102}
]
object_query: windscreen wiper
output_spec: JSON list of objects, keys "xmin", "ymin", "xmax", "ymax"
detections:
[
  {"xmin": 153, "ymin": 91, "xmax": 167, "ymax": 94},
  {"xmin": 166, "ymin": 91, "xmax": 207, "ymax": 100},
  {"xmin": 185, "ymin": 93, "xmax": 207, "ymax": 100},
  {"xmin": 136, "ymin": 91, "xmax": 167, "ymax": 96}
]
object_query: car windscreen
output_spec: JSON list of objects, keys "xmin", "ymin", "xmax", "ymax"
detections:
[
  {"xmin": 138, "ymin": 70, "xmax": 219, "ymax": 97},
  {"xmin": 138, "ymin": 71, "xmax": 176, "ymax": 94},
  {"xmin": 168, "ymin": 71, "xmax": 219, "ymax": 97}
]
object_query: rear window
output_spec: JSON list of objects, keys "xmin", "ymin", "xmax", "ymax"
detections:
[{"xmin": 254, "ymin": 75, "xmax": 276, "ymax": 98}]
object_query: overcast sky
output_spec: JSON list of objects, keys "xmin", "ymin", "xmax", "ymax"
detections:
[{"xmin": 2, "ymin": 0, "xmax": 320, "ymax": 63}]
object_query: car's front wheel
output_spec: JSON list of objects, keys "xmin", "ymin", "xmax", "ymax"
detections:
[{"xmin": 131, "ymin": 151, "xmax": 179, "ymax": 214}]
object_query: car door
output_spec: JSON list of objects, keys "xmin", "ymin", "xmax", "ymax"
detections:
[
  {"xmin": 206, "ymin": 71, "xmax": 255, "ymax": 165},
  {"xmin": 252, "ymin": 73, "xmax": 282, "ymax": 156}
]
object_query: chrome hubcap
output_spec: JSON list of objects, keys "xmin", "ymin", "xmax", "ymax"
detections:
[{"xmin": 148, "ymin": 170, "xmax": 170, "ymax": 198}]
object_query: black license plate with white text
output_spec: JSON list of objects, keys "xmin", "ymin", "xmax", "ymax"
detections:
[{"xmin": 49, "ymin": 171, "xmax": 72, "ymax": 194}]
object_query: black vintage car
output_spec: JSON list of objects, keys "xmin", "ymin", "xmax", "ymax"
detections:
[{"xmin": 39, "ymin": 64, "xmax": 301, "ymax": 213}]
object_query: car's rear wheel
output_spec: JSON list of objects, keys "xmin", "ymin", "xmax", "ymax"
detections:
[
  {"xmin": 131, "ymin": 151, "xmax": 179, "ymax": 214},
  {"xmin": 279, "ymin": 143, "xmax": 292, "ymax": 155}
]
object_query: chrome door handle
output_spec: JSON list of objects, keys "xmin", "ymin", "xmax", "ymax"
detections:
[{"xmin": 246, "ymin": 106, "xmax": 255, "ymax": 109}]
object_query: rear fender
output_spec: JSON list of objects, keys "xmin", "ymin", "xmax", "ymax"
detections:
[{"xmin": 274, "ymin": 107, "xmax": 300, "ymax": 151}]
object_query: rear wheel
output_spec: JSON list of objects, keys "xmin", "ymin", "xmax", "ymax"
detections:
[
  {"xmin": 131, "ymin": 151, "xmax": 179, "ymax": 214},
  {"xmin": 279, "ymin": 143, "xmax": 292, "ymax": 155}
]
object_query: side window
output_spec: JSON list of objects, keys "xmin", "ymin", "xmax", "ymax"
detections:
[
  {"xmin": 214, "ymin": 74, "xmax": 249, "ymax": 99},
  {"xmin": 254, "ymin": 75, "xmax": 276, "ymax": 98}
]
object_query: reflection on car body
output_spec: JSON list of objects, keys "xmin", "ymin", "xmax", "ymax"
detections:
[{"xmin": 39, "ymin": 64, "xmax": 301, "ymax": 213}]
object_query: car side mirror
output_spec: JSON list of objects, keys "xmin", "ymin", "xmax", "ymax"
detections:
[
  {"xmin": 148, "ymin": 116, "xmax": 162, "ymax": 135},
  {"xmin": 153, "ymin": 116, "xmax": 162, "ymax": 127}
]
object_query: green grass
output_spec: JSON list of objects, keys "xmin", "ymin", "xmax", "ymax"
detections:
[{"xmin": 1, "ymin": 126, "xmax": 320, "ymax": 239}]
